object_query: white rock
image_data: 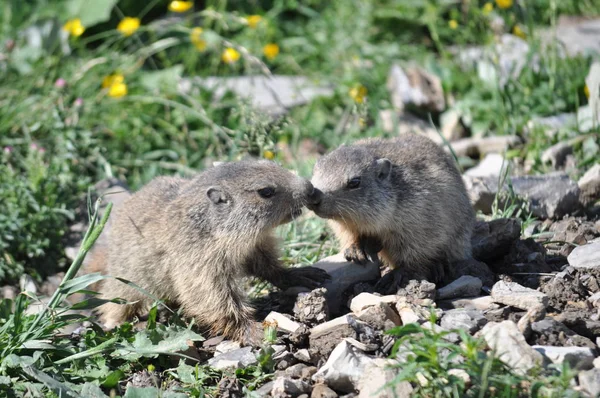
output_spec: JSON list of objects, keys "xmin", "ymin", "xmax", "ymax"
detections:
[
  {"xmin": 491, "ymin": 281, "xmax": 549, "ymax": 310},
  {"xmin": 207, "ymin": 347, "xmax": 257, "ymax": 370},
  {"xmin": 579, "ymin": 368, "xmax": 600, "ymax": 398},
  {"xmin": 465, "ymin": 153, "xmax": 508, "ymax": 178},
  {"xmin": 532, "ymin": 346, "xmax": 595, "ymax": 370},
  {"xmin": 312, "ymin": 340, "xmax": 374, "ymax": 393},
  {"xmin": 357, "ymin": 358, "xmax": 413, "ymax": 398},
  {"xmin": 398, "ymin": 306, "xmax": 422, "ymax": 325},
  {"xmin": 310, "ymin": 314, "xmax": 352, "ymax": 336},
  {"xmin": 350, "ymin": 293, "xmax": 397, "ymax": 313},
  {"xmin": 448, "ymin": 135, "xmax": 521, "ymax": 158},
  {"xmin": 481, "ymin": 321, "xmax": 544, "ymax": 374},
  {"xmin": 579, "ymin": 164, "xmax": 600, "ymax": 205},
  {"xmin": 448, "ymin": 369, "xmax": 470, "ymax": 384},
  {"xmin": 294, "ymin": 349, "xmax": 312, "ymax": 363},
  {"xmin": 568, "ymin": 240, "xmax": 600, "ymax": 269},
  {"xmin": 271, "ymin": 376, "xmax": 311, "ymax": 397},
  {"xmin": 441, "ymin": 308, "xmax": 487, "ymax": 333},
  {"xmin": 437, "ymin": 275, "xmax": 483, "ymax": 300},
  {"xmin": 214, "ymin": 340, "xmax": 241, "ymax": 356},
  {"xmin": 265, "ymin": 311, "xmax": 302, "ymax": 333},
  {"xmin": 438, "ymin": 295, "xmax": 496, "ymax": 311}
]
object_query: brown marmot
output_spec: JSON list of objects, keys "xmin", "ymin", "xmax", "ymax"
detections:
[
  {"xmin": 98, "ymin": 160, "xmax": 330, "ymax": 344},
  {"xmin": 308, "ymin": 134, "xmax": 475, "ymax": 285}
]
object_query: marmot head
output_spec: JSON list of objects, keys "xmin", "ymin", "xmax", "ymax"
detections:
[
  {"xmin": 186, "ymin": 160, "xmax": 315, "ymax": 239},
  {"xmin": 308, "ymin": 145, "xmax": 397, "ymax": 229}
]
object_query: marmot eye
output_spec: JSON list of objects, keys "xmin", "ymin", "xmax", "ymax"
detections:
[
  {"xmin": 257, "ymin": 187, "xmax": 276, "ymax": 198},
  {"xmin": 347, "ymin": 177, "xmax": 361, "ymax": 189}
]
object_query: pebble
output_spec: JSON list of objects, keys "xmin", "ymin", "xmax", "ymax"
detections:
[
  {"xmin": 349, "ymin": 293, "xmax": 398, "ymax": 313},
  {"xmin": 437, "ymin": 275, "xmax": 483, "ymax": 300},
  {"xmin": 567, "ymin": 240, "xmax": 600, "ymax": 269},
  {"xmin": 207, "ymin": 347, "xmax": 257, "ymax": 370},
  {"xmin": 440, "ymin": 308, "xmax": 487, "ymax": 333},
  {"xmin": 312, "ymin": 340, "xmax": 374, "ymax": 393},
  {"xmin": 490, "ymin": 281, "xmax": 549, "ymax": 310}
]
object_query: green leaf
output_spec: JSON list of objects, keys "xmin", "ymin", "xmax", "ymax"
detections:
[
  {"xmin": 124, "ymin": 387, "xmax": 188, "ymax": 398},
  {"xmin": 21, "ymin": 366, "xmax": 78, "ymax": 398},
  {"xmin": 65, "ymin": 0, "xmax": 118, "ymax": 27},
  {"xmin": 59, "ymin": 272, "xmax": 108, "ymax": 295},
  {"xmin": 113, "ymin": 326, "xmax": 203, "ymax": 361},
  {"xmin": 102, "ymin": 369, "xmax": 125, "ymax": 388},
  {"xmin": 80, "ymin": 382, "xmax": 110, "ymax": 398}
]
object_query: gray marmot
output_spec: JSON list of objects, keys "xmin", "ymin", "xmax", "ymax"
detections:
[
  {"xmin": 308, "ymin": 134, "xmax": 475, "ymax": 284},
  {"xmin": 98, "ymin": 160, "xmax": 330, "ymax": 344}
]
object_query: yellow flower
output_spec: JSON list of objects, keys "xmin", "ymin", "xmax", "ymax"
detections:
[
  {"xmin": 483, "ymin": 2, "xmax": 494, "ymax": 15},
  {"xmin": 584, "ymin": 84, "xmax": 590, "ymax": 98},
  {"xmin": 263, "ymin": 43, "xmax": 279, "ymax": 60},
  {"xmin": 513, "ymin": 25, "xmax": 526, "ymax": 39},
  {"xmin": 495, "ymin": 0, "xmax": 513, "ymax": 9},
  {"xmin": 190, "ymin": 27, "xmax": 206, "ymax": 51},
  {"xmin": 245, "ymin": 15, "xmax": 262, "ymax": 28},
  {"xmin": 264, "ymin": 150, "xmax": 275, "ymax": 160},
  {"xmin": 221, "ymin": 47, "xmax": 241, "ymax": 64},
  {"xmin": 448, "ymin": 20, "xmax": 458, "ymax": 30},
  {"xmin": 102, "ymin": 74, "xmax": 128, "ymax": 98},
  {"xmin": 349, "ymin": 84, "xmax": 367, "ymax": 104},
  {"xmin": 102, "ymin": 73, "xmax": 124, "ymax": 89},
  {"xmin": 168, "ymin": 1, "xmax": 193, "ymax": 13},
  {"xmin": 63, "ymin": 19, "xmax": 85, "ymax": 37},
  {"xmin": 117, "ymin": 17, "xmax": 141, "ymax": 37},
  {"xmin": 108, "ymin": 82, "xmax": 128, "ymax": 98}
]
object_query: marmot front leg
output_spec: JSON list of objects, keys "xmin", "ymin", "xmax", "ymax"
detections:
[
  {"xmin": 244, "ymin": 241, "xmax": 330, "ymax": 290},
  {"xmin": 344, "ymin": 235, "xmax": 383, "ymax": 265}
]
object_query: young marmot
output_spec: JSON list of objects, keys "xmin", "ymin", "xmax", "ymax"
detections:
[
  {"xmin": 308, "ymin": 134, "xmax": 475, "ymax": 284},
  {"xmin": 98, "ymin": 160, "xmax": 330, "ymax": 344}
]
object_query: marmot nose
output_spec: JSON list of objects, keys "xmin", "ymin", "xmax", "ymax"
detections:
[{"xmin": 307, "ymin": 187, "xmax": 323, "ymax": 206}]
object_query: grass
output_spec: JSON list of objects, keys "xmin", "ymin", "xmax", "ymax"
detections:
[{"xmin": 1, "ymin": 0, "xmax": 599, "ymax": 395}]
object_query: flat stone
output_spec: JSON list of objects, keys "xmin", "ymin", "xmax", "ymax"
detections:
[
  {"xmin": 207, "ymin": 347, "xmax": 257, "ymax": 370},
  {"xmin": 532, "ymin": 346, "xmax": 595, "ymax": 370},
  {"xmin": 350, "ymin": 293, "xmax": 398, "ymax": 313},
  {"xmin": 471, "ymin": 218, "xmax": 521, "ymax": 262},
  {"xmin": 312, "ymin": 340, "xmax": 375, "ymax": 393},
  {"xmin": 491, "ymin": 281, "xmax": 549, "ymax": 310},
  {"xmin": 357, "ymin": 358, "xmax": 413, "ymax": 398},
  {"xmin": 214, "ymin": 340, "xmax": 241, "ymax": 356},
  {"xmin": 311, "ymin": 384, "xmax": 338, "ymax": 398},
  {"xmin": 271, "ymin": 376, "xmax": 311, "ymax": 397},
  {"xmin": 568, "ymin": 240, "xmax": 600, "ymax": 269},
  {"xmin": 255, "ymin": 381, "xmax": 274, "ymax": 397},
  {"xmin": 449, "ymin": 135, "xmax": 521, "ymax": 158},
  {"xmin": 579, "ymin": 368, "xmax": 600, "ymax": 398},
  {"xmin": 541, "ymin": 142, "xmax": 573, "ymax": 170},
  {"xmin": 480, "ymin": 321, "xmax": 544, "ymax": 374},
  {"xmin": 309, "ymin": 315, "xmax": 356, "ymax": 358},
  {"xmin": 465, "ymin": 153, "xmax": 508, "ymax": 178},
  {"xmin": 440, "ymin": 308, "xmax": 487, "ymax": 333},
  {"xmin": 437, "ymin": 275, "xmax": 483, "ymax": 300},
  {"xmin": 437, "ymin": 296, "xmax": 496, "ymax": 311},
  {"xmin": 312, "ymin": 254, "xmax": 380, "ymax": 315},
  {"xmin": 397, "ymin": 306, "xmax": 422, "ymax": 325},
  {"xmin": 579, "ymin": 164, "xmax": 600, "ymax": 206},
  {"xmin": 265, "ymin": 311, "xmax": 302, "ymax": 333},
  {"xmin": 387, "ymin": 64, "xmax": 445, "ymax": 113}
]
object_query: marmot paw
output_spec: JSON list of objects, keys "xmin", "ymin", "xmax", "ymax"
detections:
[{"xmin": 284, "ymin": 266, "xmax": 331, "ymax": 290}]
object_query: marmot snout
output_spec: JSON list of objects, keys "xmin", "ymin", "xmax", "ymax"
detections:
[
  {"xmin": 98, "ymin": 160, "xmax": 330, "ymax": 344},
  {"xmin": 308, "ymin": 135, "xmax": 475, "ymax": 284}
]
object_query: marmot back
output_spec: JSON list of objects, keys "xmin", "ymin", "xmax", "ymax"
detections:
[
  {"xmin": 98, "ymin": 160, "xmax": 329, "ymax": 344},
  {"xmin": 308, "ymin": 134, "xmax": 475, "ymax": 284}
]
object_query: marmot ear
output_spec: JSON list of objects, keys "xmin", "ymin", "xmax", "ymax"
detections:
[
  {"xmin": 376, "ymin": 158, "xmax": 392, "ymax": 180},
  {"xmin": 206, "ymin": 186, "xmax": 228, "ymax": 204}
]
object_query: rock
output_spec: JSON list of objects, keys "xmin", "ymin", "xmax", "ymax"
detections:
[
  {"xmin": 541, "ymin": 142, "xmax": 573, "ymax": 170},
  {"xmin": 184, "ymin": 75, "xmax": 334, "ymax": 116},
  {"xmin": 1, "ymin": 285, "xmax": 18, "ymax": 300},
  {"xmin": 437, "ymin": 295, "xmax": 496, "ymax": 311},
  {"xmin": 396, "ymin": 279, "xmax": 437, "ymax": 302},
  {"xmin": 19, "ymin": 274, "xmax": 37, "ymax": 294},
  {"xmin": 396, "ymin": 304, "xmax": 423, "ymax": 325},
  {"xmin": 312, "ymin": 340, "xmax": 374, "ymax": 393},
  {"xmin": 309, "ymin": 315, "xmax": 357, "ymax": 358},
  {"xmin": 207, "ymin": 347, "xmax": 257, "ymax": 370},
  {"xmin": 437, "ymin": 276, "xmax": 483, "ymax": 300},
  {"xmin": 579, "ymin": 164, "xmax": 600, "ymax": 206},
  {"xmin": 271, "ymin": 376, "xmax": 311, "ymax": 397},
  {"xmin": 311, "ymin": 384, "xmax": 338, "ymax": 398},
  {"xmin": 491, "ymin": 281, "xmax": 548, "ymax": 310},
  {"xmin": 448, "ymin": 369, "xmax": 470, "ymax": 384},
  {"xmin": 447, "ymin": 258, "xmax": 495, "ymax": 288},
  {"xmin": 214, "ymin": 340, "xmax": 241, "ymax": 356},
  {"xmin": 480, "ymin": 321, "xmax": 544, "ymax": 374},
  {"xmin": 440, "ymin": 308, "xmax": 487, "ymax": 333},
  {"xmin": 378, "ymin": 111, "xmax": 442, "ymax": 143},
  {"xmin": 349, "ymin": 293, "xmax": 398, "ymax": 313},
  {"xmin": 312, "ymin": 254, "xmax": 380, "ymax": 315},
  {"xmin": 284, "ymin": 363, "xmax": 309, "ymax": 379},
  {"xmin": 265, "ymin": 311, "xmax": 302, "ymax": 333},
  {"xmin": 256, "ymin": 381, "xmax": 274, "ymax": 397},
  {"xmin": 420, "ymin": 323, "xmax": 460, "ymax": 344},
  {"xmin": 357, "ymin": 358, "xmax": 413, "ymax": 398},
  {"xmin": 471, "ymin": 219, "xmax": 521, "ymax": 262},
  {"xmin": 511, "ymin": 173, "xmax": 581, "ymax": 219},
  {"xmin": 294, "ymin": 349, "xmax": 312, "ymax": 363},
  {"xmin": 539, "ymin": 17, "xmax": 600, "ymax": 57},
  {"xmin": 568, "ymin": 240, "xmax": 600, "ymax": 269},
  {"xmin": 579, "ymin": 368, "xmax": 600, "ymax": 398},
  {"xmin": 387, "ymin": 64, "xmax": 445, "ymax": 113},
  {"xmin": 440, "ymin": 108, "xmax": 466, "ymax": 142},
  {"xmin": 294, "ymin": 288, "xmax": 329, "ymax": 326},
  {"xmin": 289, "ymin": 325, "xmax": 310, "ymax": 347},
  {"xmin": 465, "ymin": 153, "xmax": 508, "ymax": 178},
  {"xmin": 462, "ymin": 175, "xmax": 498, "ymax": 214},
  {"xmin": 532, "ymin": 346, "xmax": 595, "ymax": 370},
  {"xmin": 517, "ymin": 306, "xmax": 546, "ymax": 338},
  {"xmin": 356, "ymin": 303, "xmax": 401, "ymax": 330},
  {"xmin": 448, "ymin": 135, "xmax": 521, "ymax": 158},
  {"xmin": 526, "ymin": 113, "xmax": 577, "ymax": 137}
]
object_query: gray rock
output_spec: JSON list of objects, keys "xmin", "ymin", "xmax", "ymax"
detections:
[
  {"xmin": 541, "ymin": 142, "xmax": 574, "ymax": 170},
  {"xmin": 294, "ymin": 288, "xmax": 329, "ymax": 326},
  {"xmin": 532, "ymin": 346, "xmax": 595, "ymax": 370},
  {"xmin": 510, "ymin": 173, "xmax": 581, "ymax": 219},
  {"xmin": 312, "ymin": 254, "xmax": 380, "ymax": 315},
  {"xmin": 387, "ymin": 64, "xmax": 445, "ymax": 113},
  {"xmin": 379, "ymin": 111, "xmax": 442, "ymax": 143},
  {"xmin": 272, "ymin": 376, "xmax": 311, "ymax": 397},
  {"xmin": 437, "ymin": 275, "xmax": 483, "ymax": 300},
  {"xmin": 480, "ymin": 321, "xmax": 544, "ymax": 374},
  {"xmin": 311, "ymin": 384, "xmax": 338, "ymax": 398},
  {"xmin": 491, "ymin": 281, "xmax": 549, "ymax": 310},
  {"xmin": 579, "ymin": 164, "xmax": 600, "ymax": 206},
  {"xmin": 184, "ymin": 75, "xmax": 334, "ymax": 116},
  {"xmin": 447, "ymin": 257, "xmax": 495, "ymax": 288},
  {"xmin": 294, "ymin": 349, "xmax": 312, "ymax": 363},
  {"xmin": 517, "ymin": 306, "xmax": 546, "ymax": 338},
  {"xmin": 207, "ymin": 347, "xmax": 257, "ymax": 370},
  {"xmin": 448, "ymin": 135, "xmax": 521, "ymax": 158},
  {"xmin": 579, "ymin": 368, "xmax": 600, "ymax": 398},
  {"xmin": 465, "ymin": 153, "xmax": 508, "ymax": 178},
  {"xmin": 526, "ymin": 113, "xmax": 577, "ymax": 137},
  {"xmin": 357, "ymin": 358, "xmax": 413, "ymax": 398},
  {"xmin": 309, "ymin": 315, "xmax": 357, "ymax": 358},
  {"xmin": 471, "ymin": 218, "xmax": 521, "ymax": 262},
  {"xmin": 462, "ymin": 175, "xmax": 499, "ymax": 214},
  {"xmin": 284, "ymin": 363, "xmax": 309, "ymax": 379},
  {"xmin": 437, "ymin": 295, "xmax": 496, "ymax": 311},
  {"xmin": 441, "ymin": 308, "xmax": 487, "ymax": 333},
  {"xmin": 568, "ymin": 240, "xmax": 600, "ymax": 269},
  {"xmin": 256, "ymin": 381, "xmax": 274, "ymax": 397},
  {"xmin": 312, "ymin": 340, "xmax": 375, "ymax": 393},
  {"xmin": 356, "ymin": 303, "xmax": 401, "ymax": 330},
  {"xmin": 214, "ymin": 340, "xmax": 241, "ymax": 356},
  {"xmin": 540, "ymin": 17, "xmax": 600, "ymax": 57}
]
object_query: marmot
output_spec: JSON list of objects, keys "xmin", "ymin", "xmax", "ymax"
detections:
[
  {"xmin": 308, "ymin": 134, "xmax": 475, "ymax": 285},
  {"xmin": 98, "ymin": 160, "xmax": 330, "ymax": 344}
]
